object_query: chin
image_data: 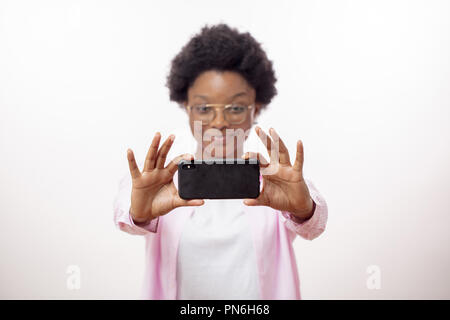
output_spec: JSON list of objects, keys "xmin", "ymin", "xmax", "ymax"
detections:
[{"xmin": 202, "ymin": 142, "xmax": 239, "ymax": 159}]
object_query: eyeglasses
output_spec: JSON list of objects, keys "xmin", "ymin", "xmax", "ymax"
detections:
[{"xmin": 186, "ymin": 104, "xmax": 254, "ymax": 125}]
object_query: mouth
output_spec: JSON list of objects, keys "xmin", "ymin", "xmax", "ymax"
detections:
[
  {"xmin": 210, "ymin": 135, "xmax": 237, "ymax": 145},
  {"xmin": 211, "ymin": 135, "xmax": 225, "ymax": 142}
]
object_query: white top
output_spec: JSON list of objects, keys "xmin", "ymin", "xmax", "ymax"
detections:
[{"xmin": 176, "ymin": 198, "xmax": 261, "ymax": 299}]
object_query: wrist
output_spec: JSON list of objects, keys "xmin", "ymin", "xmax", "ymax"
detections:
[
  {"xmin": 130, "ymin": 207, "xmax": 152, "ymax": 226},
  {"xmin": 291, "ymin": 198, "xmax": 315, "ymax": 221}
]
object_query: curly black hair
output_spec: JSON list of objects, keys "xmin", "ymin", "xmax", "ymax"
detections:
[{"xmin": 166, "ymin": 23, "xmax": 277, "ymax": 110}]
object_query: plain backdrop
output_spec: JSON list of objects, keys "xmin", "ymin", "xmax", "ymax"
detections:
[{"xmin": 1, "ymin": 0, "xmax": 449, "ymax": 299}]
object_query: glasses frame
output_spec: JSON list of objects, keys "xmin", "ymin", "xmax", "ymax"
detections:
[{"xmin": 186, "ymin": 103, "xmax": 255, "ymax": 125}]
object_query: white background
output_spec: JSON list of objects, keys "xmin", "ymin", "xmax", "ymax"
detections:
[{"xmin": 1, "ymin": 0, "xmax": 449, "ymax": 299}]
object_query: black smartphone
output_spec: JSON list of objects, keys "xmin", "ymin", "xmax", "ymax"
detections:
[{"xmin": 177, "ymin": 158, "xmax": 260, "ymax": 200}]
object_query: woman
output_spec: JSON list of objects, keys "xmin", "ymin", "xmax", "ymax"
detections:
[{"xmin": 113, "ymin": 24, "xmax": 328, "ymax": 299}]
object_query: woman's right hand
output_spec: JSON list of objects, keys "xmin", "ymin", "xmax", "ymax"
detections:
[{"xmin": 126, "ymin": 132, "xmax": 204, "ymax": 225}]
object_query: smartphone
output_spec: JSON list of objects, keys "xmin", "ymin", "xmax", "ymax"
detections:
[{"xmin": 177, "ymin": 158, "xmax": 260, "ymax": 200}]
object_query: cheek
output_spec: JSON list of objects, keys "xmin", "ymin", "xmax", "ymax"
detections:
[
  {"xmin": 188, "ymin": 118, "xmax": 205, "ymax": 141},
  {"xmin": 234, "ymin": 120, "xmax": 253, "ymax": 138}
]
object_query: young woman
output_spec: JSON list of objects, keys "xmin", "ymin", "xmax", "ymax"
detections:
[{"xmin": 113, "ymin": 24, "xmax": 328, "ymax": 299}]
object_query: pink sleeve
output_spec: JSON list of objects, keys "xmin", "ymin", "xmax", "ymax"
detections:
[
  {"xmin": 113, "ymin": 172, "xmax": 159, "ymax": 235},
  {"xmin": 281, "ymin": 178, "xmax": 328, "ymax": 240}
]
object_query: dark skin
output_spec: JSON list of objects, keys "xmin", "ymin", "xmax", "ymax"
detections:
[{"xmin": 126, "ymin": 70, "xmax": 314, "ymax": 225}]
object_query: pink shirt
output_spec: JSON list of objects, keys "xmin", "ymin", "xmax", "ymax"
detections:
[{"xmin": 113, "ymin": 171, "xmax": 328, "ymax": 299}]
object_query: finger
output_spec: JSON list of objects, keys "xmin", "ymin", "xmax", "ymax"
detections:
[
  {"xmin": 293, "ymin": 140, "xmax": 304, "ymax": 172},
  {"xmin": 173, "ymin": 197, "xmax": 205, "ymax": 208},
  {"xmin": 255, "ymin": 126, "xmax": 278, "ymax": 163},
  {"xmin": 243, "ymin": 175, "xmax": 269, "ymax": 206},
  {"xmin": 243, "ymin": 194, "xmax": 269, "ymax": 207},
  {"xmin": 127, "ymin": 149, "xmax": 141, "ymax": 179},
  {"xmin": 269, "ymin": 128, "xmax": 290, "ymax": 165},
  {"xmin": 156, "ymin": 134, "xmax": 175, "ymax": 169},
  {"xmin": 241, "ymin": 152, "xmax": 269, "ymax": 167},
  {"xmin": 166, "ymin": 153, "xmax": 194, "ymax": 176},
  {"xmin": 166, "ymin": 181, "xmax": 204, "ymax": 208},
  {"xmin": 243, "ymin": 198, "xmax": 261, "ymax": 206},
  {"xmin": 143, "ymin": 132, "xmax": 161, "ymax": 172}
]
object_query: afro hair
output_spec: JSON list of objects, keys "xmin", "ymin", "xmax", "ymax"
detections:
[{"xmin": 166, "ymin": 23, "xmax": 277, "ymax": 110}]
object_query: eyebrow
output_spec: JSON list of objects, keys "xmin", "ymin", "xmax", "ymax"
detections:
[{"xmin": 193, "ymin": 92, "xmax": 248, "ymax": 100}]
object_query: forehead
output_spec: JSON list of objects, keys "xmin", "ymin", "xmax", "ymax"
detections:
[{"xmin": 187, "ymin": 70, "xmax": 255, "ymax": 101}]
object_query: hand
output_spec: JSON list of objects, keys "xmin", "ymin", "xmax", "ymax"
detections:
[
  {"xmin": 242, "ymin": 126, "xmax": 314, "ymax": 220},
  {"xmin": 127, "ymin": 132, "xmax": 204, "ymax": 224}
]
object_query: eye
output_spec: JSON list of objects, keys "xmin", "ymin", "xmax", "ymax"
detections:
[
  {"xmin": 194, "ymin": 104, "xmax": 211, "ymax": 114},
  {"xmin": 228, "ymin": 105, "xmax": 246, "ymax": 113}
]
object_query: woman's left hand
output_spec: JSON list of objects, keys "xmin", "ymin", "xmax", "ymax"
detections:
[{"xmin": 242, "ymin": 126, "xmax": 315, "ymax": 220}]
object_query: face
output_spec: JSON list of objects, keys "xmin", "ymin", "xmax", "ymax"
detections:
[{"xmin": 183, "ymin": 70, "xmax": 262, "ymax": 159}]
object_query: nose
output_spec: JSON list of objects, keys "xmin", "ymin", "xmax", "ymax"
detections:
[{"xmin": 209, "ymin": 108, "xmax": 229, "ymax": 130}]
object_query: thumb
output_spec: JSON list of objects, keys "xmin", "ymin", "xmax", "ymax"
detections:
[
  {"xmin": 243, "ymin": 192, "xmax": 269, "ymax": 207},
  {"xmin": 173, "ymin": 196, "xmax": 205, "ymax": 208}
]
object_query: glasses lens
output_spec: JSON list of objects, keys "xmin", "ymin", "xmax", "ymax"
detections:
[
  {"xmin": 189, "ymin": 104, "xmax": 250, "ymax": 124},
  {"xmin": 224, "ymin": 104, "xmax": 248, "ymax": 124},
  {"xmin": 191, "ymin": 104, "xmax": 214, "ymax": 123}
]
